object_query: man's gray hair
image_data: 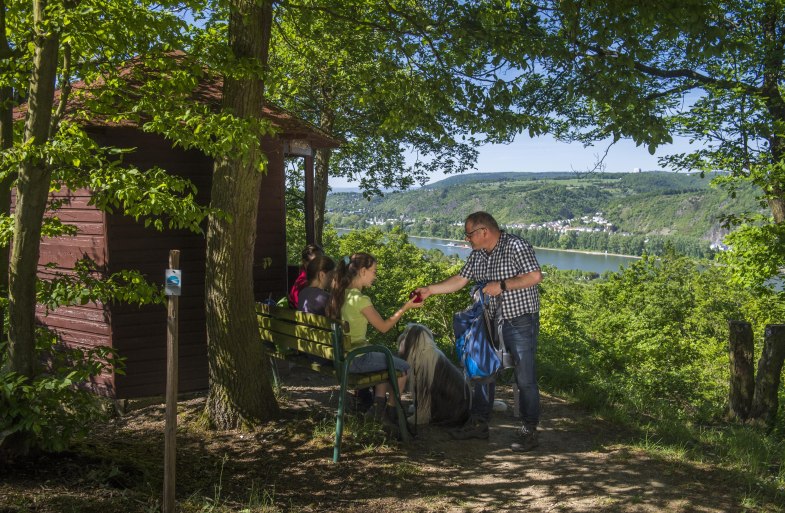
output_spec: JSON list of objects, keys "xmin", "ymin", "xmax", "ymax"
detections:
[{"xmin": 465, "ymin": 211, "xmax": 500, "ymax": 232}]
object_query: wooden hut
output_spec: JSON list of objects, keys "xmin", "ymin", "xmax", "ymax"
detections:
[{"xmin": 14, "ymin": 65, "xmax": 340, "ymax": 399}]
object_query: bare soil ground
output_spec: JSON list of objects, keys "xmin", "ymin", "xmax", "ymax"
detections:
[{"xmin": 0, "ymin": 367, "xmax": 781, "ymax": 513}]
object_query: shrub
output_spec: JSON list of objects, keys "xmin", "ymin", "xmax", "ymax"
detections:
[{"xmin": 0, "ymin": 330, "xmax": 123, "ymax": 458}]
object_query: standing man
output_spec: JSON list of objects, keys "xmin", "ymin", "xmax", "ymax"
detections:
[{"xmin": 416, "ymin": 211, "xmax": 542, "ymax": 452}]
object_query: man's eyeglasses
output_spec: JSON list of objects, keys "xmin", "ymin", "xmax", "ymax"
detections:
[{"xmin": 464, "ymin": 226, "xmax": 486, "ymax": 239}]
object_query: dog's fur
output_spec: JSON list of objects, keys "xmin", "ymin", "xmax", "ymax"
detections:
[{"xmin": 398, "ymin": 323, "xmax": 470, "ymax": 426}]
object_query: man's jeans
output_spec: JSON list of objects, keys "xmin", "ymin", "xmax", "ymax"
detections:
[{"xmin": 470, "ymin": 312, "xmax": 540, "ymax": 426}]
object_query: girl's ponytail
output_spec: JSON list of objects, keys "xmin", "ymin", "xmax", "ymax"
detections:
[{"xmin": 325, "ymin": 253, "xmax": 376, "ymax": 319}]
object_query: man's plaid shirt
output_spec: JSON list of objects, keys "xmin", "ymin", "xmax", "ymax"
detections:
[{"xmin": 459, "ymin": 231, "xmax": 541, "ymax": 319}]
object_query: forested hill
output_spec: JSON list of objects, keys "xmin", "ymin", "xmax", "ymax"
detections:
[{"xmin": 326, "ymin": 171, "xmax": 765, "ymax": 258}]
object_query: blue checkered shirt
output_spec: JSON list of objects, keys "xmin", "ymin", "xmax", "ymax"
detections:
[{"xmin": 459, "ymin": 231, "xmax": 541, "ymax": 319}]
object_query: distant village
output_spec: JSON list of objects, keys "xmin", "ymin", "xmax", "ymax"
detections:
[
  {"xmin": 354, "ymin": 211, "xmax": 729, "ymax": 251},
  {"xmin": 363, "ymin": 212, "xmax": 617, "ymax": 232}
]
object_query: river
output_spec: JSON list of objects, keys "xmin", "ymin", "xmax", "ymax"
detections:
[{"xmin": 336, "ymin": 229, "xmax": 639, "ymax": 274}]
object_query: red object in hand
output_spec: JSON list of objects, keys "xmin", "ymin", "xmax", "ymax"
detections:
[{"xmin": 409, "ymin": 291, "xmax": 423, "ymax": 303}]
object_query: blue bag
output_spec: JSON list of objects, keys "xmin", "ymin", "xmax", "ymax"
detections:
[{"xmin": 453, "ymin": 286, "xmax": 501, "ymax": 381}]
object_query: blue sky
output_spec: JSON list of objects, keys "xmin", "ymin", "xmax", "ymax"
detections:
[{"xmin": 328, "ymin": 133, "xmax": 697, "ymax": 188}]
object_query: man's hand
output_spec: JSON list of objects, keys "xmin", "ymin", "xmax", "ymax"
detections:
[
  {"xmin": 414, "ymin": 285, "xmax": 433, "ymax": 300},
  {"xmin": 482, "ymin": 281, "xmax": 503, "ymax": 297}
]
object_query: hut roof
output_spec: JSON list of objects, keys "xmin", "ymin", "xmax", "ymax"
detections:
[{"xmin": 13, "ymin": 54, "xmax": 341, "ymax": 149}]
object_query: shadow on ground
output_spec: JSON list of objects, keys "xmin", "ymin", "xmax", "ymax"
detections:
[{"xmin": 0, "ymin": 367, "xmax": 779, "ymax": 513}]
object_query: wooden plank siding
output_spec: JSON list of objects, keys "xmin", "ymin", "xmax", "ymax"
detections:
[
  {"xmin": 33, "ymin": 186, "xmax": 113, "ymax": 393},
  {"xmin": 102, "ymin": 129, "xmax": 212, "ymax": 398},
  {"xmin": 99, "ymin": 130, "xmax": 289, "ymax": 398}
]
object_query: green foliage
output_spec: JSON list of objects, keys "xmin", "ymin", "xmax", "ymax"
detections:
[
  {"xmin": 267, "ymin": 0, "xmax": 490, "ymax": 193},
  {"xmin": 37, "ymin": 258, "xmax": 164, "ymax": 311},
  {"xmin": 720, "ymin": 219, "xmax": 785, "ymax": 294},
  {"xmin": 49, "ymin": 122, "xmax": 216, "ymax": 233},
  {"xmin": 539, "ymin": 251, "xmax": 784, "ymax": 425},
  {"xmin": 0, "ymin": 0, "xmax": 223, "ymax": 454},
  {"xmin": 0, "ymin": 213, "xmax": 78, "ymax": 248},
  {"xmin": 540, "ymin": 254, "xmax": 785, "ymax": 490},
  {"xmin": 0, "ymin": 330, "xmax": 121, "ymax": 455}
]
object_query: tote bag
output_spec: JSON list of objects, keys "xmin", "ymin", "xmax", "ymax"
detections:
[{"xmin": 453, "ymin": 287, "xmax": 502, "ymax": 381}]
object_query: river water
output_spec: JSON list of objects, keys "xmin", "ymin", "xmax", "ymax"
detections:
[{"xmin": 336, "ymin": 229, "xmax": 639, "ymax": 274}]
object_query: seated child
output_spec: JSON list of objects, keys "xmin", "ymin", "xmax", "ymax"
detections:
[
  {"xmin": 297, "ymin": 255, "xmax": 335, "ymax": 315},
  {"xmin": 288, "ymin": 243, "xmax": 323, "ymax": 308},
  {"xmin": 325, "ymin": 252, "xmax": 423, "ymax": 427}
]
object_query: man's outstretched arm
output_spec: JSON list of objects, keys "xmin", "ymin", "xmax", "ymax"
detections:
[{"xmin": 416, "ymin": 275, "xmax": 470, "ymax": 300}]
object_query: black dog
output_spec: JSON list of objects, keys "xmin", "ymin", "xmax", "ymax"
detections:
[{"xmin": 398, "ymin": 323, "xmax": 470, "ymax": 426}]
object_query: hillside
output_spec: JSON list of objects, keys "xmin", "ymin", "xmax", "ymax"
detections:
[{"xmin": 326, "ymin": 171, "xmax": 764, "ymax": 256}]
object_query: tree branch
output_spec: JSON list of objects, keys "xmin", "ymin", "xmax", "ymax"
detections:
[
  {"xmin": 588, "ymin": 45, "xmax": 763, "ymax": 96},
  {"xmin": 50, "ymin": 42, "xmax": 71, "ymax": 137},
  {"xmin": 643, "ymin": 82, "xmax": 701, "ymax": 101}
]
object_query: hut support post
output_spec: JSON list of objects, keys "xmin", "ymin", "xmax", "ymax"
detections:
[{"xmin": 304, "ymin": 154, "xmax": 314, "ymax": 245}]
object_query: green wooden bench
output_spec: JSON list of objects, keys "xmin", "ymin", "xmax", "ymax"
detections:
[{"xmin": 256, "ymin": 302, "xmax": 410, "ymax": 462}]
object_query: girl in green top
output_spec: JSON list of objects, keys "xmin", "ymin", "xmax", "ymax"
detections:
[{"xmin": 326, "ymin": 252, "xmax": 423, "ymax": 421}]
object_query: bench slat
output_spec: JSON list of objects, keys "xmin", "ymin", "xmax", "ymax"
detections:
[
  {"xmin": 259, "ymin": 327, "xmax": 336, "ymax": 361},
  {"xmin": 258, "ymin": 315, "xmax": 338, "ymax": 346},
  {"xmin": 257, "ymin": 303, "xmax": 348, "ymax": 331}
]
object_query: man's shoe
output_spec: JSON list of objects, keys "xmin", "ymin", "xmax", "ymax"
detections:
[
  {"xmin": 448, "ymin": 415, "xmax": 489, "ymax": 440},
  {"xmin": 510, "ymin": 424, "xmax": 538, "ymax": 452}
]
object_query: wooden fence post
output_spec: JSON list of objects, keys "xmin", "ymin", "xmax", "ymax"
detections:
[
  {"xmin": 728, "ymin": 320, "xmax": 754, "ymax": 420},
  {"xmin": 163, "ymin": 250, "xmax": 180, "ymax": 513},
  {"xmin": 749, "ymin": 324, "xmax": 785, "ymax": 427}
]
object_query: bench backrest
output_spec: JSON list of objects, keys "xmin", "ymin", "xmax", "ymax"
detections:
[{"xmin": 256, "ymin": 303, "xmax": 351, "ymax": 362}]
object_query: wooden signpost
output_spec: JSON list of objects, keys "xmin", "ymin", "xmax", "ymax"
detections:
[{"xmin": 163, "ymin": 250, "xmax": 181, "ymax": 513}]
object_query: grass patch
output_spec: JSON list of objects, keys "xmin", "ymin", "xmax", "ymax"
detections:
[
  {"xmin": 311, "ymin": 412, "xmax": 395, "ymax": 454},
  {"xmin": 541, "ymin": 378, "xmax": 785, "ymax": 505}
]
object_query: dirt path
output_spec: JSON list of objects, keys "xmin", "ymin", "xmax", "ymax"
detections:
[
  {"xmin": 0, "ymin": 368, "xmax": 777, "ymax": 513},
  {"xmin": 276, "ymin": 369, "xmax": 758, "ymax": 513}
]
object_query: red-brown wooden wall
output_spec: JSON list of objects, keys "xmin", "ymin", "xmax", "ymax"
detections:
[{"xmin": 35, "ymin": 127, "xmax": 289, "ymax": 398}]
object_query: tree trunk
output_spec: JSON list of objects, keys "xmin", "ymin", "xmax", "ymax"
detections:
[
  {"xmin": 7, "ymin": 0, "xmax": 59, "ymax": 378},
  {"xmin": 0, "ymin": 0, "xmax": 14, "ymax": 346},
  {"xmin": 313, "ymin": 107, "xmax": 335, "ymax": 246},
  {"xmin": 761, "ymin": 3, "xmax": 785, "ymax": 225},
  {"xmin": 204, "ymin": 0, "xmax": 279, "ymax": 429},
  {"xmin": 313, "ymin": 147, "xmax": 332, "ymax": 246},
  {"xmin": 728, "ymin": 320, "xmax": 754, "ymax": 421},
  {"xmin": 749, "ymin": 325, "xmax": 785, "ymax": 427}
]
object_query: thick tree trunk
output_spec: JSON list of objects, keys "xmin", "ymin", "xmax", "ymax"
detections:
[
  {"xmin": 762, "ymin": 4, "xmax": 785, "ymax": 225},
  {"xmin": 7, "ymin": 0, "xmax": 59, "ymax": 377},
  {"xmin": 0, "ymin": 0, "xmax": 13, "ymax": 344},
  {"xmin": 204, "ymin": 0, "xmax": 279, "ymax": 429},
  {"xmin": 749, "ymin": 325, "xmax": 785, "ymax": 427},
  {"xmin": 313, "ymin": 108, "xmax": 335, "ymax": 246},
  {"xmin": 728, "ymin": 320, "xmax": 754, "ymax": 421}
]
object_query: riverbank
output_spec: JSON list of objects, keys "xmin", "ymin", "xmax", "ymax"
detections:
[
  {"xmin": 404, "ymin": 233, "xmax": 642, "ymax": 259},
  {"xmin": 334, "ymin": 228, "xmax": 640, "ymax": 273}
]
